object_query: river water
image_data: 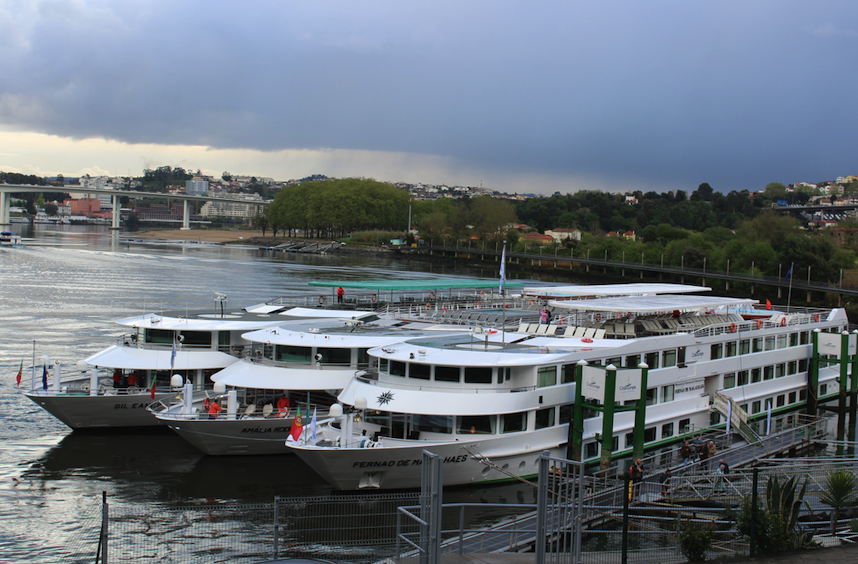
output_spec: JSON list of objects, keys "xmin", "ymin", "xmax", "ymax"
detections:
[{"xmin": 0, "ymin": 225, "xmax": 553, "ymax": 562}]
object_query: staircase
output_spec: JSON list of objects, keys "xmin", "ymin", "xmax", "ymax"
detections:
[{"xmin": 713, "ymin": 391, "xmax": 762, "ymax": 445}]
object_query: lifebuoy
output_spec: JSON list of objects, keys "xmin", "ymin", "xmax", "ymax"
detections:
[
  {"xmin": 557, "ymin": 316, "xmax": 566, "ymax": 326},
  {"xmin": 441, "ymin": 306, "xmax": 447, "ymax": 317},
  {"xmin": 729, "ymin": 323, "xmax": 737, "ymax": 333},
  {"xmin": 627, "ymin": 313, "xmax": 633, "ymax": 319},
  {"xmin": 814, "ymin": 313, "xmax": 819, "ymax": 322},
  {"xmin": 480, "ymin": 290, "xmax": 486, "ymax": 296},
  {"xmin": 756, "ymin": 320, "xmax": 762, "ymax": 329},
  {"xmin": 780, "ymin": 317, "xmax": 786, "ymax": 327},
  {"xmin": 371, "ymin": 294, "xmax": 377, "ymax": 303},
  {"xmin": 616, "ymin": 312, "xmax": 622, "ymax": 320},
  {"xmin": 278, "ymin": 407, "xmax": 290, "ymax": 419},
  {"xmin": 595, "ymin": 313, "xmax": 601, "ymax": 322},
  {"xmin": 429, "ymin": 292, "xmax": 435, "ymax": 300},
  {"xmin": 582, "ymin": 338, "xmax": 594, "ymax": 343},
  {"xmin": 425, "ymin": 303, "xmax": 431, "ymax": 312},
  {"xmin": 319, "ymin": 295, "xmax": 326, "ymax": 304},
  {"xmin": 476, "ymin": 301, "xmax": 482, "ymax": 309},
  {"xmin": 529, "ymin": 299, "xmax": 536, "ymax": 305}
]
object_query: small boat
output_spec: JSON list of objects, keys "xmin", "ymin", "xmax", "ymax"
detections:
[
  {"xmin": 0, "ymin": 231, "xmax": 22, "ymax": 246},
  {"xmin": 286, "ymin": 284, "xmax": 848, "ymax": 489}
]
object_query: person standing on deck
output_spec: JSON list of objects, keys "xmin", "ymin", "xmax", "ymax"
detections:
[{"xmin": 337, "ymin": 287, "xmax": 345, "ymax": 303}]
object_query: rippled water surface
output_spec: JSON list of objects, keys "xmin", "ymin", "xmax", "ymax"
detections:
[{"xmin": 0, "ymin": 225, "xmax": 547, "ymax": 562}]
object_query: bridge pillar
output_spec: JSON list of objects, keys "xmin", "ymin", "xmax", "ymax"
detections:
[
  {"xmin": 110, "ymin": 195, "xmax": 120, "ymax": 230},
  {"xmin": 181, "ymin": 200, "xmax": 190, "ymax": 230},
  {"xmin": 0, "ymin": 191, "xmax": 9, "ymax": 225}
]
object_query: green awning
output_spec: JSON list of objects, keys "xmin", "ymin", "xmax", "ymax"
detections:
[{"xmin": 308, "ymin": 279, "xmax": 524, "ymax": 290}]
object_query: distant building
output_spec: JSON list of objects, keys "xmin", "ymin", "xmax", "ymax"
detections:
[
  {"xmin": 186, "ymin": 177, "xmax": 209, "ymax": 195},
  {"xmin": 200, "ymin": 193, "xmax": 263, "ymax": 219},
  {"xmin": 545, "ymin": 228, "xmax": 582, "ymax": 243}
]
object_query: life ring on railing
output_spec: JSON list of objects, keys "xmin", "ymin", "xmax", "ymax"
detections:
[
  {"xmin": 616, "ymin": 312, "xmax": 622, "ymax": 320},
  {"xmin": 729, "ymin": 323, "xmax": 737, "ymax": 333},
  {"xmin": 595, "ymin": 313, "xmax": 601, "ymax": 322},
  {"xmin": 780, "ymin": 317, "xmax": 786, "ymax": 327},
  {"xmin": 529, "ymin": 299, "xmax": 536, "ymax": 305},
  {"xmin": 627, "ymin": 312, "xmax": 633, "ymax": 319},
  {"xmin": 425, "ymin": 303, "xmax": 431, "ymax": 312},
  {"xmin": 441, "ymin": 306, "xmax": 447, "ymax": 317},
  {"xmin": 371, "ymin": 294, "xmax": 377, "ymax": 303},
  {"xmin": 814, "ymin": 313, "xmax": 819, "ymax": 322},
  {"xmin": 429, "ymin": 292, "xmax": 435, "ymax": 300},
  {"xmin": 475, "ymin": 301, "xmax": 482, "ymax": 309},
  {"xmin": 557, "ymin": 316, "xmax": 566, "ymax": 326},
  {"xmin": 756, "ymin": 320, "xmax": 762, "ymax": 329},
  {"xmin": 480, "ymin": 290, "xmax": 486, "ymax": 297},
  {"xmin": 278, "ymin": 407, "xmax": 290, "ymax": 419},
  {"xmin": 204, "ymin": 398, "xmax": 212, "ymax": 412},
  {"xmin": 319, "ymin": 295, "xmax": 326, "ymax": 305}
]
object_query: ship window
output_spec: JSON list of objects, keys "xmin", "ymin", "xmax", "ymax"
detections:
[
  {"xmin": 276, "ymin": 345, "xmax": 311, "ymax": 363},
  {"xmin": 775, "ymin": 363, "xmax": 785, "ymax": 378},
  {"xmin": 561, "ymin": 364, "xmax": 576, "ymax": 384},
  {"xmin": 409, "ymin": 363, "xmax": 430, "ymax": 380},
  {"xmin": 752, "ymin": 338, "xmax": 763, "ymax": 353},
  {"xmin": 764, "ymin": 336, "xmax": 775, "ymax": 351},
  {"xmin": 662, "ymin": 349, "xmax": 676, "ymax": 367},
  {"xmin": 800, "ymin": 331, "xmax": 809, "ymax": 345},
  {"xmin": 711, "ymin": 343, "xmax": 723, "ymax": 359},
  {"xmin": 644, "ymin": 427, "xmax": 656, "ymax": 442},
  {"xmin": 464, "ymin": 367, "xmax": 492, "ymax": 384},
  {"xmin": 646, "ymin": 388, "xmax": 656, "ymax": 406},
  {"xmin": 751, "ymin": 368, "xmax": 761, "ymax": 383},
  {"xmin": 612, "ymin": 436, "xmax": 619, "ymax": 452},
  {"xmin": 585, "ymin": 442, "xmax": 598, "ymax": 458},
  {"xmin": 725, "ymin": 342, "xmax": 737, "ymax": 357},
  {"xmin": 434, "ymin": 365, "xmax": 460, "ymax": 382},
  {"xmin": 625, "ymin": 354, "xmax": 640, "ymax": 368},
  {"xmin": 535, "ymin": 407, "xmax": 555, "ymax": 429},
  {"xmin": 357, "ymin": 348, "xmax": 370, "ymax": 368},
  {"xmin": 799, "ymin": 358, "xmax": 808, "ymax": 372},
  {"xmin": 316, "ymin": 347, "xmax": 351, "ymax": 365},
  {"xmin": 661, "ymin": 384, "xmax": 674, "ymax": 402},
  {"xmin": 751, "ymin": 401, "xmax": 761, "ymax": 414},
  {"xmin": 144, "ymin": 328, "xmax": 173, "ymax": 344},
  {"xmin": 606, "ymin": 357, "xmax": 622, "ymax": 368},
  {"xmin": 738, "ymin": 370, "xmax": 749, "ymax": 386},
  {"xmin": 644, "ymin": 351, "xmax": 659, "ymax": 369},
  {"xmin": 180, "ymin": 331, "xmax": 211, "ymax": 346},
  {"xmin": 537, "ymin": 366, "xmax": 557, "ymax": 387},
  {"xmin": 662, "ymin": 422, "xmax": 674, "ymax": 439},
  {"xmin": 789, "ymin": 391, "xmax": 796, "ymax": 404},
  {"xmin": 776, "ymin": 334, "xmax": 787, "ymax": 349},
  {"xmin": 777, "ymin": 395, "xmax": 785, "ymax": 407},
  {"xmin": 799, "ymin": 389, "xmax": 807, "ymax": 401},
  {"xmin": 724, "ymin": 373, "xmax": 736, "ymax": 389},
  {"xmin": 457, "ymin": 415, "xmax": 495, "ymax": 435},
  {"xmin": 414, "ymin": 414, "xmax": 452, "ymax": 434},
  {"xmin": 625, "ymin": 432, "xmax": 634, "ymax": 448},
  {"xmin": 679, "ymin": 418, "xmax": 691, "ymax": 434},
  {"xmin": 559, "ymin": 404, "xmax": 573, "ymax": 424},
  {"xmin": 390, "ymin": 360, "xmax": 406, "ymax": 377},
  {"xmin": 820, "ymin": 384, "xmax": 827, "ymax": 396},
  {"xmin": 218, "ymin": 331, "xmax": 230, "ymax": 352},
  {"xmin": 789, "ymin": 333, "xmax": 799, "ymax": 347},
  {"xmin": 739, "ymin": 340, "xmax": 750, "ymax": 355},
  {"xmin": 500, "ymin": 412, "xmax": 526, "ymax": 434},
  {"xmin": 379, "ymin": 358, "xmax": 388, "ymax": 373},
  {"xmin": 763, "ymin": 366, "xmax": 774, "ymax": 380}
]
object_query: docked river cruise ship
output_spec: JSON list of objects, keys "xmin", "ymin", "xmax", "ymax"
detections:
[{"xmin": 287, "ymin": 285, "xmax": 850, "ymax": 489}]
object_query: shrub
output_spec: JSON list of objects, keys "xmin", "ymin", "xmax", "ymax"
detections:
[{"xmin": 677, "ymin": 519, "xmax": 713, "ymax": 562}]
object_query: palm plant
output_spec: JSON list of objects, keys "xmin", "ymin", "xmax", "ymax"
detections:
[{"xmin": 819, "ymin": 469, "xmax": 858, "ymax": 535}]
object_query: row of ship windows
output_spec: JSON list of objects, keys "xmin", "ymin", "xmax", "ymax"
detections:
[
  {"xmin": 398, "ymin": 407, "xmax": 560, "ymax": 435},
  {"xmin": 581, "ymin": 387, "xmax": 821, "ymax": 459},
  {"xmin": 721, "ymin": 359, "xmax": 810, "ymax": 388},
  {"xmin": 711, "ymin": 331, "xmax": 810, "ymax": 359}
]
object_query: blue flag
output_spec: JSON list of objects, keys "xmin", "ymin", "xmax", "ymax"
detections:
[
  {"xmin": 42, "ymin": 363, "xmax": 48, "ymax": 391},
  {"xmin": 498, "ymin": 244, "xmax": 506, "ymax": 294},
  {"xmin": 170, "ymin": 336, "xmax": 177, "ymax": 370},
  {"xmin": 784, "ymin": 264, "xmax": 793, "ymax": 280}
]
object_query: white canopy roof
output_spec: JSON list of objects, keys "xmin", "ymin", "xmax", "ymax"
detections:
[
  {"xmin": 83, "ymin": 345, "xmax": 239, "ymax": 370},
  {"xmin": 211, "ymin": 359, "xmax": 352, "ymax": 390},
  {"xmin": 523, "ymin": 283, "xmax": 710, "ymax": 298},
  {"xmin": 549, "ymin": 294, "xmax": 757, "ymax": 313}
]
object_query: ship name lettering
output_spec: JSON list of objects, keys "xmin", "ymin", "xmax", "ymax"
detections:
[{"xmin": 241, "ymin": 427, "xmax": 289, "ymax": 433}]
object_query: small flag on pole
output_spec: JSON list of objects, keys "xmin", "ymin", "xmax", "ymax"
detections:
[
  {"xmin": 784, "ymin": 264, "xmax": 793, "ymax": 280},
  {"xmin": 150, "ymin": 375, "xmax": 157, "ymax": 400},
  {"xmin": 498, "ymin": 243, "xmax": 506, "ymax": 294},
  {"xmin": 42, "ymin": 362, "xmax": 48, "ymax": 391},
  {"xmin": 289, "ymin": 406, "xmax": 304, "ymax": 441},
  {"xmin": 16, "ymin": 360, "xmax": 23, "ymax": 387},
  {"xmin": 310, "ymin": 407, "xmax": 318, "ymax": 445},
  {"xmin": 170, "ymin": 336, "xmax": 177, "ymax": 370}
]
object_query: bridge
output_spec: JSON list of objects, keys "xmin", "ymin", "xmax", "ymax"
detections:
[{"xmin": 0, "ymin": 183, "xmax": 271, "ymax": 230}]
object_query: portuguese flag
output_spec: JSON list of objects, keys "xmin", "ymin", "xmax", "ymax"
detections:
[{"xmin": 289, "ymin": 406, "xmax": 303, "ymax": 441}]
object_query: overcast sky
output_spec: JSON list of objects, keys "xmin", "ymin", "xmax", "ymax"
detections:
[{"xmin": 1, "ymin": 1, "xmax": 856, "ymax": 195}]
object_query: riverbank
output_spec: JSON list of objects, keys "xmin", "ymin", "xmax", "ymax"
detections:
[{"xmin": 133, "ymin": 228, "xmax": 263, "ymax": 243}]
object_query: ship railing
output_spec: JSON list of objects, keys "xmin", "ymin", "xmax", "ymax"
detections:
[
  {"xmin": 353, "ymin": 373, "xmax": 536, "ymax": 393},
  {"xmin": 247, "ymin": 356, "xmax": 369, "ymax": 371},
  {"xmin": 117, "ymin": 338, "xmax": 218, "ymax": 351}
]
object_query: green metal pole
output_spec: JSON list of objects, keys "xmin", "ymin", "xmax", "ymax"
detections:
[
  {"xmin": 808, "ymin": 329, "xmax": 819, "ymax": 416},
  {"xmin": 569, "ymin": 360, "xmax": 586, "ymax": 461},
  {"xmin": 600, "ymin": 365, "xmax": 617, "ymax": 471},
  {"xmin": 852, "ymin": 331, "xmax": 858, "ymax": 398},
  {"xmin": 750, "ymin": 468, "xmax": 758, "ymax": 557},
  {"xmin": 633, "ymin": 363, "xmax": 649, "ymax": 461},
  {"xmin": 840, "ymin": 332, "xmax": 849, "ymax": 406},
  {"xmin": 621, "ymin": 473, "xmax": 630, "ymax": 564}
]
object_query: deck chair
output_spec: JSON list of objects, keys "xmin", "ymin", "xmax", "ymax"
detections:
[
  {"xmin": 573, "ymin": 327, "xmax": 587, "ymax": 337},
  {"xmin": 583, "ymin": 328, "xmax": 597, "ymax": 338},
  {"xmin": 534, "ymin": 324, "xmax": 549, "ymax": 335},
  {"xmin": 594, "ymin": 328, "xmax": 607, "ymax": 339},
  {"xmin": 517, "ymin": 320, "xmax": 530, "ymax": 333},
  {"xmin": 262, "ymin": 404, "xmax": 273, "ymax": 417}
]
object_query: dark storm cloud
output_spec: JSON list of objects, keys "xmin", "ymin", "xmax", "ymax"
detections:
[{"xmin": 1, "ymin": 0, "xmax": 857, "ymax": 192}]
